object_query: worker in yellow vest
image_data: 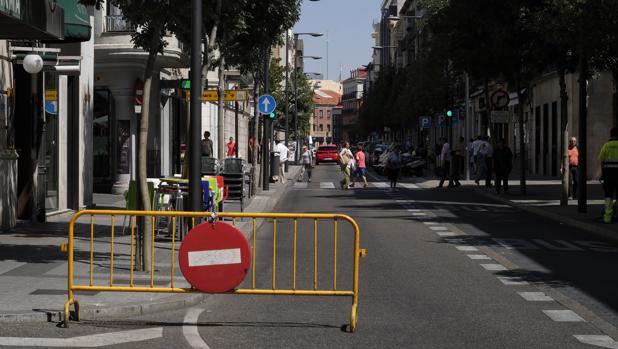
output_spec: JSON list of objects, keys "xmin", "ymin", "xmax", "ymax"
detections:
[{"xmin": 598, "ymin": 127, "xmax": 618, "ymax": 223}]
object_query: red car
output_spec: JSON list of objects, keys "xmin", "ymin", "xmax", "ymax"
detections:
[{"xmin": 315, "ymin": 144, "xmax": 339, "ymax": 165}]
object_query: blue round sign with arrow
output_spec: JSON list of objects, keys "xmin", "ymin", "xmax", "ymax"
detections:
[{"xmin": 258, "ymin": 94, "xmax": 276, "ymax": 115}]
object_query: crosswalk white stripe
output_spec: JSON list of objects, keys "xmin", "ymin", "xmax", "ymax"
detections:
[
  {"xmin": 574, "ymin": 335, "xmax": 618, "ymax": 348},
  {"xmin": 371, "ymin": 182, "xmax": 389, "ymax": 188},
  {"xmin": 293, "ymin": 182, "xmax": 308, "ymax": 189},
  {"xmin": 320, "ymin": 182, "xmax": 336, "ymax": 189},
  {"xmin": 543, "ymin": 310, "xmax": 585, "ymax": 322},
  {"xmin": 400, "ymin": 183, "xmax": 421, "ymax": 189}
]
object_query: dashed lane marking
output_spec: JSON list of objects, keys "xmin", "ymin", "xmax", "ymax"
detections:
[
  {"xmin": 437, "ymin": 232, "xmax": 458, "ymax": 237},
  {"xmin": 456, "ymin": 246, "xmax": 479, "ymax": 252},
  {"xmin": 480, "ymin": 264, "xmax": 508, "ymax": 271},
  {"xmin": 497, "ymin": 276, "xmax": 529, "ymax": 285},
  {"xmin": 543, "ymin": 310, "xmax": 586, "ymax": 322},
  {"xmin": 423, "ymin": 221, "xmax": 438, "ymax": 225},
  {"xmin": 518, "ymin": 292, "xmax": 554, "ymax": 302},
  {"xmin": 429, "ymin": 226, "xmax": 448, "ymax": 231},
  {"xmin": 468, "ymin": 254, "xmax": 492, "ymax": 260},
  {"xmin": 574, "ymin": 335, "xmax": 618, "ymax": 348}
]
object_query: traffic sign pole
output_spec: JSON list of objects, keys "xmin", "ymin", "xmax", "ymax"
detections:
[
  {"xmin": 189, "ymin": 0, "xmax": 202, "ymax": 213},
  {"xmin": 262, "ymin": 49, "xmax": 271, "ymax": 191}
]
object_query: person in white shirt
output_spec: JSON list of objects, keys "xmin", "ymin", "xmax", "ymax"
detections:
[
  {"xmin": 438, "ymin": 138, "xmax": 454, "ymax": 188},
  {"xmin": 339, "ymin": 142, "xmax": 354, "ymax": 189},
  {"xmin": 480, "ymin": 137, "xmax": 493, "ymax": 186},
  {"xmin": 275, "ymin": 140, "xmax": 288, "ymax": 183}
]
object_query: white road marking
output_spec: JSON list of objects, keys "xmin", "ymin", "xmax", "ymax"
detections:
[
  {"xmin": 183, "ymin": 308, "xmax": 211, "ymax": 349},
  {"xmin": 423, "ymin": 221, "xmax": 438, "ymax": 225},
  {"xmin": 437, "ymin": 232, "xmax": 458, "ymax": 237},
  {"xmin": 293, "ymin": 182, "xmax": 308, "ymax": 189},
  {"xmin": 320, "ymin": 182, "xmax": 336, "ymax": 189},
  {"xmin": 0, "ymin": 260, "xmax": 26, "ymax": 274},
  {"xmin": 518, "ymin": 292, "xmax": 553, "ymax": 302},
  {"xmin": 188, "ymin": 248, "xmax": 241, "ymax": 267},
  {"xmin": 533, "ymin": 239, "xmax": 584, "ymax": 251},
  {"xmin": 371, "ymin": 182, "xmax": 389, "ymax": 188},
  {"xmin": 407, "ymin": 209, "xmax": 422, "ymax": 212},
  {"xmin": 456, "ymin": 246, "xmax": 478, "ymax": 252},
  {"xmin": 429, "ymin": 226, "xmax": 448, "ymax": 231},
  {"xmin": 574, "ymin": 335, "xmax": 618, "ymax": 348},
  {"xmin": 480, "ymin": 264, "xmax": 508, "ymax": 271},
  {"xmin": 401, "ymin": 199, "xmax": 510, "ymax": 208},
  {"xmin": 0, "ymin": 328, "xmax": 163, "ymax": 347},
  {"xmin": 497, "ymin": 276, "xmax": 529, "ymax": 285},
  {"xmin": 493, "ymin": 238, "xmax": 540, "ymax": 250},
  {"xmin": 396, "ymin": 200, "xmax": 408, "ymax": 203},
  {"xmin": 543, "ymin": 310, "xmax": 585, "ymax": 322},
  {"xmin": 467, "ymin": 254, "xmax": 492, "ymax": 260},
  {"xmin": 400, "ymin": 183, "xmax": 421, "ymax": 189},
  {"xmin": 412, "ymin": 213, "xmax": 427, "ymax": 216}
]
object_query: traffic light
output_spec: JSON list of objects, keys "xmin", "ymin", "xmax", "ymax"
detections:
[
  {"xmin": 446, "ymin": 109, "xmax": 453, "ymax": 118},
  {"xmin": 269, "ymin": 112, "xmax": 276, "ymax": 119}
]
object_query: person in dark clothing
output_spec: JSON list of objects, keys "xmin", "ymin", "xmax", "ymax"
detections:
[{"xmin": 493, "ymin": 139, "xmax": 513, "ymax": 194}]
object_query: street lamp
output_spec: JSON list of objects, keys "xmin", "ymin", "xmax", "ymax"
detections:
[
  {"xmin": 387, "ymin": 15, "xmax": 423, "ymax": 21},
  {"xmin": 372, "ymin": 46, "xmax": 396, "ymax": 49},
  {"xmin": 285, "ymin": 31, "xmax": 323, "ymax": 165}
]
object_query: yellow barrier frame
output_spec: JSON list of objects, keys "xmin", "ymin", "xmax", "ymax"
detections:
[{"xmin": 63, "ymin": 210, "xmax": 365, "ymax": 331}]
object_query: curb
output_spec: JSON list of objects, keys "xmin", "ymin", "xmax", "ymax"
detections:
[
  {"xmin": 475, "ymin": 189, "xmax": 618, "ymax": 244},
  {"xmin": 0, "ymin": 167, "xmax": 301, "ymax": 324}
]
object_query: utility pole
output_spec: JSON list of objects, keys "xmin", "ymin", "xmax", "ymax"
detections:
[
  {"xmin": 464, "ymin": 72, "xmax": 470, "ymax": 180},
  {"xmin": 189, "ymin": 0, "xmax": 202, "ymax": 212},
  {"xmin": 577, "ymin": 42, "xmax": 588, "ymax": 213},
  {"xmin": 262, "ymin": 48, "xmax": 271, "ymax": 191}
]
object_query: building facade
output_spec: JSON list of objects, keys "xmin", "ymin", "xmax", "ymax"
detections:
[
  {"xmin": 311, "ymin": 89, "xmax": 341, "ymax": 145},
  {"xmin": 341, "ymin": 68, "xmax": 367, "ymax": 142}
]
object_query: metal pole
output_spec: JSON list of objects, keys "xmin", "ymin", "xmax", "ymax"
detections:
[
  {"xmin": 189, "ymin": 0, "xmax": 202, "ymax": 212},
  {"xmin": 262, "ymin": 48, "xmax": 271, "ymax": 191},
  {"xmin": 234, "ymin": 100, "xmax": 239, "ymax": 158},
  {"xmin": 464, "ymin": 72, "xmax": 470, "ymax": 180},
  {"xmin": 293, "ymin": 34, "xmax": 300, "ymax": 163},
  {"xmin": 577, "ymin": 49, "xmax": 588, "ymax": 213},
  {"xmin": 284, "ymin": 31, "xmax": 290, "ymax": 170}
]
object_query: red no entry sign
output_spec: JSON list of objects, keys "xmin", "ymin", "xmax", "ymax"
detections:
[{"xmin": 179, "ymin": 221, "xmax": 251, "ymax": 293}]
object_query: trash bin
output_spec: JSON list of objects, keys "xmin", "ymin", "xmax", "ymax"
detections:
[{"xmin": 270, "ymin": 151, "xmax": 280, "ymax": 182}]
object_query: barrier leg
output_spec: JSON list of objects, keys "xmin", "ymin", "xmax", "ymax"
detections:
[
  {"xmin": 350, "ymin": 302, "xmax": 358, "ymax": 332},
  {"xmin": 63, "ymin": 299, "xmax": 71, "ymax": 328},
  {"xmin": 74, "ymin": 299, "xmax": 80, "ymax": 322}
]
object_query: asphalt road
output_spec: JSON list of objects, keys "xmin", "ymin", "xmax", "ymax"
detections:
[{"xmin": 1, "ymin": 164, "xmax": 617, "ymax": 348}]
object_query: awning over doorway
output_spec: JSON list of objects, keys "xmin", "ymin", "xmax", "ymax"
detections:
[{"xmin": 54, "ymin": 0, "xmax": 92, "ymax": 42}]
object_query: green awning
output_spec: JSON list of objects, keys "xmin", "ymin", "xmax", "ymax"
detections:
[{"xmin": 56, "ymin": 0, "xmax": 91, "ymax": 42}]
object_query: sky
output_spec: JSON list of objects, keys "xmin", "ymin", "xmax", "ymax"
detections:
[{"xmin": 293, "ymin": 0, "xmax": 379, "ymax": 81}]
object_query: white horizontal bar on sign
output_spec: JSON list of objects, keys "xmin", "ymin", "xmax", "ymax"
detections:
[{"xmin": 189, "ymin": 248, "xmax": 241, "ymax": 267}]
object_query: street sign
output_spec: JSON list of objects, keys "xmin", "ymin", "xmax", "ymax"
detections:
[
  {"xmin": 419, "ymin": 116, "xmax": 432, "ymax": 129},
  {"xmin": 179, "ymin": 221, "xmax": 251, "ymax": 293},
  {"xmin": 186, "ymin": 89, "xmax": 250, "ymax": 102},
  {"xmin": 491, "ymin": 110, "xmax": 510, "ymax": 123},
  {"xmin": 490, "ymin": 89, "xmax": 510, "ymax": 109},
  {"xmin": 258, "ymin": 94, "xmax": 276, "ymax": 114}
]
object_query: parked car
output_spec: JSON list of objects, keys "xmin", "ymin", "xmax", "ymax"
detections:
[{"xmin": 315, "ymin": 144, "xmax": 339, "ymax": 165}]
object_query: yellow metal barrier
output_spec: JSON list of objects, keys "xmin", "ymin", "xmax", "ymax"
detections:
[{"xmin": 63, "ymin": 210, "xmax": 365, "ymax": 331}]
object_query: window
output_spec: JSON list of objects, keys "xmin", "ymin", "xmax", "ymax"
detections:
[
  {"xmin": 327, "ymin": 110, "xmax": 331, "ymax": 118},
  {"xmin": 313, "ymin": 124, "xmax": 317, "ymax": 132},
  {"xmin": 319, "ymin": 110, "xmax": 323, "ymax": 118},
  {"xmin": 327, "ymin": 125, "xmax": 331, "ymax": 132},
  {"xmin": 319, "ymin": 125, "xmax": 323, "ymax": 131}
]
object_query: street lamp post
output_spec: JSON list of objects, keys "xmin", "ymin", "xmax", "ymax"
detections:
[
  {"xmin": 291, "ymin": 32, "xmax": 323, "ymax": 163},
  {"xmin": 189, "ymin": 0, "xmax": 202, "ymax": 212}
]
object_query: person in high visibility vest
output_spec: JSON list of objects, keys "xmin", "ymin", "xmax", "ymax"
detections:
[{"xmin": 598, "ymin": 127, "xmax": 618, "ymax": 223}]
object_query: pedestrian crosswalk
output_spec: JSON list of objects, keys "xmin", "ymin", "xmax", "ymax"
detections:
[{"xmin": 292, "ymin": 181, "xmax": 423, "ymax": 190}]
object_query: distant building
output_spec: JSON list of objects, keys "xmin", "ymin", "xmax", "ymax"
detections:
[
  {"xmin": 311, "ymin": 89, "xmax": 341, "ymax": 145},
  {"xmin": 332, "ymin": 105, "xmax": 343, "ymax": 145},
  {"xmin": 341, "ymin": 68, "xmax": 367, "ymax": 142},
  {"xmin": 309, "ymin": 79, "xmax": 342, "ymax": 95}
]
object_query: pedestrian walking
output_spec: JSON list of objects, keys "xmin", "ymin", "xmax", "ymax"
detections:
[
  {"xmin": 452, "ymin": 136, "xmax": 465, "ymax": 187},
  {"xmin": 226, "ymin": 137, "xmax": 236, "ymax": 157},
  {"xmin": 438, "ymin": 138, "xmax": 452, "ymax": 188},
  {"xmin": 300, "ymin": 145, "xmax": 313, "ymax": 182},
  {"xmin": 472, "ymin": 136, "xmax": 484, "ymax": 183},
  {"xmin": 598, "ymin": 127, "xmax": 618, "ymax": 224},
  {"xmin": 201, "ymin": 131, "xmax": 213, "ymax": 157},
  {"xmin": 339, "ymin": 142, "xmax": 354, "ymax": 190},
  {"xmin": 481, "ymin": 137, "xmax": 494, "ymax": 187},
  {"xmin": 561, "ymin": 137, "xmax": 579, "ymax": 199},
  {"xmin": 386, "ymin": 146, "xmax": 402, "ymax": 191},
  {"xmin": 354, "ymin": 144, "xmax": 369, "ymax": 188},
  {"xmin": 274, "ymin": 139, "xmax": 288, "ymax": 183},
  {"xmin": 493, "ymin": 139, "xmax": 513, "ymax": 194}
]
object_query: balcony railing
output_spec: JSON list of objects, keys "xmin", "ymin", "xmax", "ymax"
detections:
[{"xmin": 105, "ymin": 15, "xmax": 135, "ymax": 33}]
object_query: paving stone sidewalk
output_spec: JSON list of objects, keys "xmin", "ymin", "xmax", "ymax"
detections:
[{"xmin": 0, "ymin": 166, "xmax": 300, "ymax": 323}]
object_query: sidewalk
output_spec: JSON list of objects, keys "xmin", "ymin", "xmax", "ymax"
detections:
[
  {"xmin": 413, "ymin": 176, "xmax": 618, "ymax": 243},
  {"xmin": 0, "ymin": 166, "xmax": 300, "ymax": 323}
]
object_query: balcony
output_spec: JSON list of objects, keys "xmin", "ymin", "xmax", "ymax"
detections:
[{"xmin": 105, "ymin": 15, "xmax": 134, "ymax": 33}]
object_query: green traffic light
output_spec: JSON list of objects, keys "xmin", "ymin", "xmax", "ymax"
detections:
[
  {"xmin": 269, "ymin": 112, "xmax": 275, "ymax": 119},
  {"xmin": 446, "ymin": 110, "xmax": 453, "ymax": 118}
]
